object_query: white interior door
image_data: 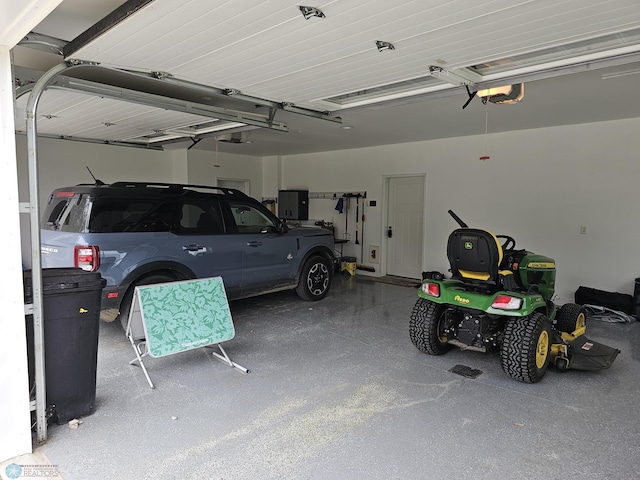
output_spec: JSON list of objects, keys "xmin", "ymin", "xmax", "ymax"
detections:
[
  {"xmin": 217, "ymin": 178, "xmax": 249, "ymax": 194},
  {"xmin": 386, "ymin": 176, "xmax": 425, "ymax": 279}
]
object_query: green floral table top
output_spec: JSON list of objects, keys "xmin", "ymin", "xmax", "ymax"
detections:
[{"xmin": 138, "ymin": 277, "xmax": 235, "ymax": 358}]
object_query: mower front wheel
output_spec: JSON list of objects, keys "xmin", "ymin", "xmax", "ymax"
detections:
[
  {"xmin": 409, "ymin": 298, "xmax": 451, "ymax": 355},
  {"xmin": 556, "ymin": 303, "xmax": 587, "ymax": 333},
  {"xmin": 500, "ymin": 312, "xmax": 552, "ymax": 383}
]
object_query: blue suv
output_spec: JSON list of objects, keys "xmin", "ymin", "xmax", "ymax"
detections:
[{"xmin": 40, "ymin": 182, "xmax": 335, "ymax": 326}]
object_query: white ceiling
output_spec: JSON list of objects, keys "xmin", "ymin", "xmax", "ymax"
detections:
[
  {"xmin": 14, "ymin": 89, "xmax": 214, "ymax": 142},
  {"xmin": 11, "ymin": 0, "xmax": 640, "ymax": 156}
]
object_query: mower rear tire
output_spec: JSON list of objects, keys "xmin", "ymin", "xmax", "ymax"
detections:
[
  {"xmin": 500, "ymin": 312, "xmax": 551, "ymax": 383},
  {"xmin": 410, "ymin": 298, "xmax": 451, "ymax": 355},
  {"xmin": 556, "ymin": 303, "xmax": 587, "ymax": 333}
]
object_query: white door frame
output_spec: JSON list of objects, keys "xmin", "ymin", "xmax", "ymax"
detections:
[
  {"xmin": 217, "ymin": 178, "xmax": 250, "ymax": 195},
  {"xmin": 381, "ymin": 174, "xmax": 427, "ymax": 278}
]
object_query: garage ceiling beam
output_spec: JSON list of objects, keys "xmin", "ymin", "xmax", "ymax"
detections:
[
  {"xmin": 63, "ymin": 0, "xmax": 155, "ymax": 59},
  {"xmin": 115, "ymin": 67, "xmax": 343, "ymax": 124},
  {"xmin": 17, "ymin": 131, "xmax": 164, "ymax": 150},
  {"xmin": 53, "ymin": 79, "xmax": 288, "ymax": 132},
  {"xmin": 16, "ymin": 68, "xmax": 289, "ymax": 133}
]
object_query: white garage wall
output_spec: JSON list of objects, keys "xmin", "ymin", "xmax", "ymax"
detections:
[
  {"xmin": 262, "ymin": 155, "xmax": 281, "ymax": 199},
  {"xmin": 15, "ymin": 135, "xmax": 183, "ymax": 210},
  {"xmin": 279, "ymin": 117, "xmax": 640, "ymax": 304},
  {"xmin": 186, "ymin": 148, "xmax": 264, "ymax": 199}
]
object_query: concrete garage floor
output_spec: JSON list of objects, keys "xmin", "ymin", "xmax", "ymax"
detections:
[{"xmin": 34, "ymin": 275, "xmax": 639, "ymax": 479}]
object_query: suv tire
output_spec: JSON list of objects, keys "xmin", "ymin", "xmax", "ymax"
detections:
[
  {"xmin": 119, "ymin": 274, "xmax": 176, "ymax": 330},
  {"xmin": 296, "ymin": 255, "xmax": 332, "ymax": 301}
]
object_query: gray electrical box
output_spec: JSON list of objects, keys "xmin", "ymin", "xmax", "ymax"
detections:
[{"xmin": 278, "ymin": 190, "xmax": 309, "ymax": 220}]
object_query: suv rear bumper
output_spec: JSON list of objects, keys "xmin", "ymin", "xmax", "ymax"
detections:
[{"xmin": 100, "ymin": 286, "xmax": 127, "ymax": 322}]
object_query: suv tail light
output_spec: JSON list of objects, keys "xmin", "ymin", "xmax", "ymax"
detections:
[
  {"xmin": 75, "ymin": 245, "xmax": 100, "ymax": 272},
  {"xmin": 491, "ymin": 294, "xmax": 523, "ymax": 310}
]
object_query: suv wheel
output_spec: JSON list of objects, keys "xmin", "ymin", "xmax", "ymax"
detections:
[
  {"xmin": 119, "ymin": 274, "xmax": 176, "ymax": 330},
  {"xmin": 295, "ymin": 255, "xmax": 332, "ymax": 301}
]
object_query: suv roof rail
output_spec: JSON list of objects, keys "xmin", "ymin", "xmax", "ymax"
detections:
[{"xmin": 108, "ymin": 181, "xmax": 248, "ymax": 196}]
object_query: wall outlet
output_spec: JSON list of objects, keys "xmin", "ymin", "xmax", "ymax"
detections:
[
  {"xmin": 580, "ymin": 225, "xmax": 587, "ymax": 235},
  {"xmin": 369, "ymin": 245, "xmax": 380, "ymax": 264}
]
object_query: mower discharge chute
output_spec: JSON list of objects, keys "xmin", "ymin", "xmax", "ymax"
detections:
[{"xmin": 410, "ymin": 210, "xmax": 620, "ymax": 383}]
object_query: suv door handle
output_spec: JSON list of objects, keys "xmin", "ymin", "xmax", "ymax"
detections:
[
  {"xmin": 182, "ymin": 244, "xmax": 207, "ymax": 255},
  {"xmin": 246, "ymin": 241, "xmax": 263, "ymax": 247}
]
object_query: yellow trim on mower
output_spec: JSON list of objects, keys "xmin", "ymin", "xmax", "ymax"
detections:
[
  {"xmin": 536, "ymin": 330, "xmax": 550, "ymax": 368},
  {"xmin": 527, "ymin": 262, "xmax": 556, "ymax": 269},
  {"xmin": 561, "ymin": 325, "xmax": 587, "ymax": 342}
]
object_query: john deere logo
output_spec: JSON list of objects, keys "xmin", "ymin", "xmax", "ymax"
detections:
[
  {"xmin": 464, "ymin": 242, "xmax": 473, "ymax": 250},
  {"xmin": 454, "ymin": 295, "xmax": 470, "ymax": 304}
]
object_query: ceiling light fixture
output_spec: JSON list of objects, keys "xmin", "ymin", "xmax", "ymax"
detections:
[
  {"xmin": 298, "ymin": 6, "xmax": 325, "ymax": 19},
  {"xmin": 375, "ymin": 40, "xmax": 395, "ymax": 52},
  {"xmin": 164, "ymin": 122, "xmax": 247, "ymax": 137},
  {"xmin": 476, "ymin": 83, "xmax": 524, "ymax": 105}
]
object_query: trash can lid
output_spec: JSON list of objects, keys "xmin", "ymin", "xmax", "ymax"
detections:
[{"xmin": 24, "ymin": 268, "xmax": 105, "ymax": 294}]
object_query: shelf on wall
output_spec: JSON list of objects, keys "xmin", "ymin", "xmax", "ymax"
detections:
[{"xmin": 309, "ymin": 191, "xmax": 366, "ymax": 199}]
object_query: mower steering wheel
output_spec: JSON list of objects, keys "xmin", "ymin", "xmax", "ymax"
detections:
[{"xmin": 496, "ymin": 235, "xmax": 516, "ymax": 251}]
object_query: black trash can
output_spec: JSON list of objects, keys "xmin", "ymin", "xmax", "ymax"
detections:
[{"xmin": 24, "ymin": 268, "xmax": 105, "ymax": 424}]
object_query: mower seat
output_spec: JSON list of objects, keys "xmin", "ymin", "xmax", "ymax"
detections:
[{"xmin": 447, "ymin": 228, "xmax": 516, "ymax": 291}]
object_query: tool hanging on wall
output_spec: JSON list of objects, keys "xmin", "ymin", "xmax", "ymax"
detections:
[
  {"xmin": 360, "ymin": 198, "xmax": 365, "ymax": 261},
  {"xmin": 344, "ymin": 195, "xmax": 350, "ymax": 240},
  {"xmin": 356, "ymin": 194, "xmax": 375, "ymax": 272},
  {"xmin": 355, "ymin": 195, "xmax": 360, "ymax": 245}
]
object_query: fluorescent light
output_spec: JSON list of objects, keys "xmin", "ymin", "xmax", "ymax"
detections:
[
  {"xmin": 601, "ymin": 69, "xmax": 640, "ymax": 80},
  {"xmin": 195, "ymin": 122, "xmax": 246, "ymax": 135},
  {"xmin": 164, "ymin": 122, "xmax": 246, "ymax": 136}
]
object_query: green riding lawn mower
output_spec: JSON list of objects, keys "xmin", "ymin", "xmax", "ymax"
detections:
[{"xmin": 410, "ymin": 210, "xmax": 620, "ymax": 383}]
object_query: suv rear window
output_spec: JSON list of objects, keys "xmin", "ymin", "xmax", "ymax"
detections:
[
  {"xmin": 90, "ymin": 199, "xmax": 175, "ymax": 233},
  {"xmin": 178, "ymin": 199, "xmax": 225, "ymax": 234},
  {"xmin": 42, "ymin": 194, "xmax": 92, "ymax": 232}
]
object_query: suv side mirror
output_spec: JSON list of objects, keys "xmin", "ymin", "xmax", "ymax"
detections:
[{"xmin": 277, "ymin": 221, "xmax": 289, "ymax": 234}]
